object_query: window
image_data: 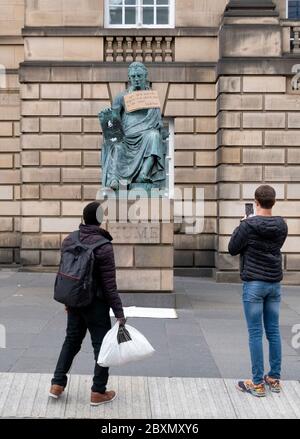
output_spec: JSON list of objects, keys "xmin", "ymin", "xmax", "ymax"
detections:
[
  {"xmin": 106, "ymin": 0, "xmax": 175, "ymax": 28},
  {"xmin": 287, "ymin": 0, "xmax": 300, "ymax": 19}
]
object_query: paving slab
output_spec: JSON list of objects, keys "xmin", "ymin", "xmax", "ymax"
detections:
[
  {"xmin": 0, "ymin": 272, "xmax": 299, "ymax": 382},
  {"xmin": 1, "ymin": 373, "xmax": 300, "ymax": 419}
]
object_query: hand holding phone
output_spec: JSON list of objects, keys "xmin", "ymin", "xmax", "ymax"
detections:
[{"xmin": 245, "ymin": 203, "xmax": 254, "ymax": 218}]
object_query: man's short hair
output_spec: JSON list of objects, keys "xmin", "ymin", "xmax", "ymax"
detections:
[{"xmin": 255, "ymin": 185, "xmax": 276, "ymax": 209}]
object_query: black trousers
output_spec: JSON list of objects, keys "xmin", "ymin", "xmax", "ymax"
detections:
[{"xmin": 52, "ymin": 297, "xmax": 112, "ymax": 393}]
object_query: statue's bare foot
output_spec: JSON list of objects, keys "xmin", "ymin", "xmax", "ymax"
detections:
[
  {"xmin": 142, "ymin": 174, "xmax": 152, "ymax": 183},
  {"xmin": 136, "ymin": 173, "xmax": 151, "ymax": 183},
  {"xmin": 110, "ymin": 179, "xmax": 119, "ymax": 190}
]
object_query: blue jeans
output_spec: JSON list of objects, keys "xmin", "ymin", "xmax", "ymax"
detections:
[{"xmin": 243, "ymin": 281, "xmax": 282, "ymax": 385}]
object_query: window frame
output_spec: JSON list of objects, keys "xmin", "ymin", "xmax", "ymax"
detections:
[
  {"xmin": 105, "ymin": 0, "xmax": 175, "ymax": 29},
  {"xmin": 286, "ymin": 0, "xmax": 300, "ymax": 19}
]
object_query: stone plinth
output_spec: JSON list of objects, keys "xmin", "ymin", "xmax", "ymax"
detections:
[{"xmin": 99, "ymin": 197, "xmax": 174, "ymax": 293}]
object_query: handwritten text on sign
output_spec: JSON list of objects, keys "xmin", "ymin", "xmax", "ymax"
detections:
[{"xmin": 124, "ymin": 90, "xmax": 161, "ymax": 113}]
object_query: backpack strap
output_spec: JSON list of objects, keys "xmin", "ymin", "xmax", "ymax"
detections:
[
  {"xmin": 68, "ymin": 230, "xmax": 109, "ymax": 251},
  {"xmin": 69, "ymin": 230, "xmax": 80, "ymax": 243},
  {"xmin": 89, "ymin": 236, "xmax": 110, "ymax": 252}
]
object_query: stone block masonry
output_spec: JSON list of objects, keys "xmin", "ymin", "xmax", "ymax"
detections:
[
  {"xmin": 13, "ymin": 67, "xmax": 300, "ymax": 284},
  {"xmin": 0, "ymin": 87, "xmax": 21, "ymax": 266},
  {"xmin": 216, "ymin": 72, "xmax": 300, "ymax": 285},
  {"xmin": 0, "ymin": 0, "xmax": 299, "ymax": 286},
  {"xmin": 17, "ymin": 71, "xmax": 218, "ymax": 281}
]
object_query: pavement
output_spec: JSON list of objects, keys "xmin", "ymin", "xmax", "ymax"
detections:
[
  {"xmin": 1, "ymin": 374, "xmax": 300, "ymax": 419},
  {"xmin": 0, "ymin": 270, "xmax": 300, "ymax": 419}
]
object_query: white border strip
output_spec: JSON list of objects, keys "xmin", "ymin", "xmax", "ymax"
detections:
[{"xmin": 110, "ymin": 307, "xmax": 177, "ymax": 319}]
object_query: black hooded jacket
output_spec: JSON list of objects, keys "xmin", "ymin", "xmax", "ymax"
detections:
[
  {"xmin": 62, "ymin": 223, "xmax": 124, "ymax": 318},
  {"xmin": 228, "ymin": 216, "xmax": 288, "ymax": 282}
]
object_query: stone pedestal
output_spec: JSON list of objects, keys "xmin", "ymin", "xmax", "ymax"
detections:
[{"xmin": 99, "ymin": 197, "xmax": 174, "ymax": 294}]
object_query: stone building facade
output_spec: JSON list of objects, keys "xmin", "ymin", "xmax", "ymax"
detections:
[{"xmin": 0, "ymin": 0, "xmax": 300, "ymax": 285}]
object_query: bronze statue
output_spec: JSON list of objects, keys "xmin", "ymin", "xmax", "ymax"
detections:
[{"xmin": 99, "ymin": 62, "xmax": 169, "ymax": 193}]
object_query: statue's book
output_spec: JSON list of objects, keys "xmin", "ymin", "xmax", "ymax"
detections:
[{"xmin": 99, "ymin": 109, "xmax": 124, "ymax": 144}]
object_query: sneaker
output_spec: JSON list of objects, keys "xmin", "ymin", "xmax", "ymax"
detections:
[
  {"xmin": 264, "ymin": 375, "xmax": 281, "ymax": 393},
  {"xmin": 237, "ymin": 380, "xmax": 266, "ymax": 397},
  {"xmin": 49, "ymin": 384, "xmax": 64, "ymax": 399},
  {"xmin": 90, "ymin": 390, "xmax": 117, "ymax": 406}
]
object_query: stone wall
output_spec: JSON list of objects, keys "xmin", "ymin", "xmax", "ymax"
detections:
[
  {"xmin": 176, "ymin": 0, "xmax": 229, "ymax": 27},
  {"xmin": 25, "ymin": 0, "xmax": 104, "ymax": 27},
  {"xmin": 19, "ymin": 64, "xmax": 217, "ymax": 278},
  {"xmin": 273, "ymin": 0, "xmax": 287, "ymax": 17},
  {"xmin": 0, "ymin": 0, "xmax": 299, "ymax": 285},
  {"xmin": 215, "ymin": 0, "xmax": 300, "ymax": 285},
  {"xmin": 216, "ymin": 75, "xmax": 300, "ymax": 284},
  {"xmin": 0, "ymin": 0, "xmax": 24, "ymax": 265},
  {"xmin": 0, "ymin": 0, "xmax": 24, "ymax": 36},
  {"xmin": 170, "ymin": 82, "xmax": 217, "ymax": 277}
]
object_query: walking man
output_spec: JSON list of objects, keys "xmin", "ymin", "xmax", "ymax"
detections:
[
  {"xmin": 49, "ymin": 202, "xmax": 126, "ymax": 405},
  {"xmin": 228, "ymin": 185, "xmax": 288, "ymax": 397}
]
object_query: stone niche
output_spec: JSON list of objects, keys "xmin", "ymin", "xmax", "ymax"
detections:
[
  {"xmin": 98, "ymin": 197, "xmax": 174, "ymax": 294},
  {"xmin": 220, "ymin": 0, "xmax": 282, "ymax": 58}
]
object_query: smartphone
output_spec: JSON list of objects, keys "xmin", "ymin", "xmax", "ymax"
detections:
[{"xmin": 245, "ymin": 203, "xmax": 254, "ymax": 218}]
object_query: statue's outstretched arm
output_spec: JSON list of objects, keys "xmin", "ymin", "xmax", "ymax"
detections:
[
  {"xmin": 112, "ymin": 93, "xmax": 125, "ymax": 120},
  {"xmin": 162, "ymin": 129, "xmax": 170, "ymax": 141},
  {"xmin": 98, "ymin": 107, "xmax": 112, "ymax": 124},
  {"xmin": 156, "ymin": 109, "xmax": 169, "ymax": 141}
]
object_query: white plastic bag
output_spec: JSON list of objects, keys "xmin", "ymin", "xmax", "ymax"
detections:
[{"xmin": 97, "ymin": 323, "xmax": 155, "ymax": 367}]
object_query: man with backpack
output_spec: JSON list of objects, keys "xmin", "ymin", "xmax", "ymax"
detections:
[
  {"xmin": 228, "ymin": 185, "xmax": 288, "ymax": 397},
  {"xmin": 49, "ymin": 202, "xmax": 126, "ymax": 406}
]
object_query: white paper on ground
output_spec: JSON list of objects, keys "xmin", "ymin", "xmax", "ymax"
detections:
[{"xmin": 109, "ymin": 307, "xmax": 177, "ymax": 319}]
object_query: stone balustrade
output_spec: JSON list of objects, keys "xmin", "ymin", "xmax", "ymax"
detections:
[
  {"xmin": 282, "ymin": 20, "xmax": 300, "ymax": 54},
  {"xmin": 104, "ymin": 36, "xmax": 175, "ymax": 63},
  {"xmin": 291, "ymin": 25, "xmax": 300, "ymax": 53}
]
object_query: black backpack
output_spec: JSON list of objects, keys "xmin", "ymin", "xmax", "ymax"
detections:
[{"xmin": 54, "ymin": 230, "xmax": 109, "ymax": 308}]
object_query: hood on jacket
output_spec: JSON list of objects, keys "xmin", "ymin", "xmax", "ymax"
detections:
[
  {"xmin": 246, "ymin": 216, "xmax": 287, "ymax": 239},
  {"xmin": 79, "ymin": 223, "xmax": 113, "ymax": 242}
]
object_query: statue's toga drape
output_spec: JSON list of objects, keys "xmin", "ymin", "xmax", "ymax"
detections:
[{"xmin": 102, "ymin": 88, "xmax": 167, "ymax": 189}]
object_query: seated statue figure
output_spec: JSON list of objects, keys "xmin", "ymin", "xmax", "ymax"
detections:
[{"xmin": 99, "ymin": 62, "xmax": 168, "ymax": 192}]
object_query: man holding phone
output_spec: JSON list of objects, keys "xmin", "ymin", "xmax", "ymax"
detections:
[{"xmin": 228, "ymin": 185, "xmax": 288, "ymax": 397}]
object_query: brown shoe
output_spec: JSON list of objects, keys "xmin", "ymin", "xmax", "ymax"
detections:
[
  {"xmin": 237, "ymin": 380, "xmax": 266, "ymax": 397},
  {"xmin": 49, "ymin": 384, "xmax": 64, "ymax": 399},
  {"xmin": 264, "ymin": 375, "xmax": 281, "ymax": 393},
  {"xmin": 90, "ymin": 390, "xmax": 117, "ymax": 406}
]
